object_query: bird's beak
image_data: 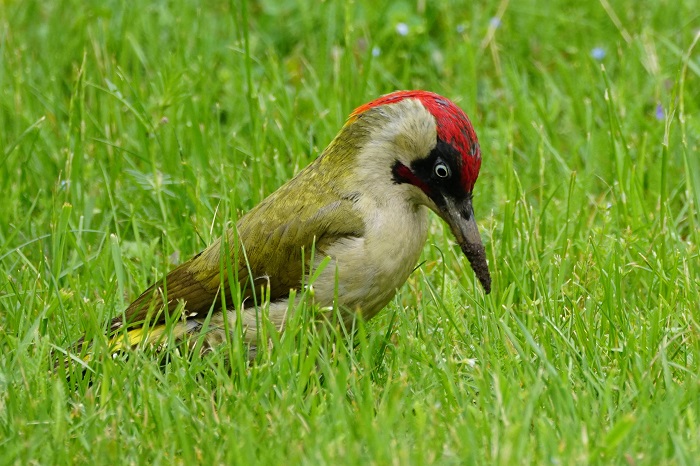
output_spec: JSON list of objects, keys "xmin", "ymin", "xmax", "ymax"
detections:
[{"xmin": 438, "ymin": 196, "xmax": 492, "ymax": 294}]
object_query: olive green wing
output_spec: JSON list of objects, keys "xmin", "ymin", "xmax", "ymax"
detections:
[{"xmin": 110, "ymin": 165, "xmax": 365, "ymax": 332}]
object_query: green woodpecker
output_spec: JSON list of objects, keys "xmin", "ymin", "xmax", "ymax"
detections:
[{"xmin": 102, "ymin": 90, "xmax": 491, "ymax": 358}]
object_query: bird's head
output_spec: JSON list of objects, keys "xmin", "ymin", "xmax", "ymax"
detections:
[{"xmin": 344, "ymin": 90, "xmax": 491, "ymax": 294}]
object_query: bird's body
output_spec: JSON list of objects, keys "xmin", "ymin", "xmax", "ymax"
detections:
[{"xmin": 97, "ymin": 91, "xmax": 491, "ymax": 359}]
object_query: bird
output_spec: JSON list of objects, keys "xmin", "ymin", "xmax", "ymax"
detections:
[{"xmin": 87, "ymin": 90, "xmax": 491, "ymax": 361}]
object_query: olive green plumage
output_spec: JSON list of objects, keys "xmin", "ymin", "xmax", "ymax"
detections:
[
  {"xmin": 70, "ymin": 90, "xmax": 492, "ymax": 363},
  {"xmin": 110, "ymin": 109, "xmax": 374, "ymax": 335}
]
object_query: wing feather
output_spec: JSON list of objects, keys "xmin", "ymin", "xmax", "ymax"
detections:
[{"xmin": 111, "ymin": 163, "xmax": 365, "ymax": 333}]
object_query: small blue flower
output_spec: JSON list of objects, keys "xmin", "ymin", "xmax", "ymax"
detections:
[
  {"xmin": 591, "ymin": 47, "xmax": 606, "ymax": 60},
  {"xmin": 655, "ymin": 103, "xmax": 665, "ymax": 121},
  {"xmin": 396, "ymin": 23, "xmax": 409, "ymax": 36},
  {"xmin": 372, "ymin": 46, "xmax": 381, "ymax": 57},
  {"xmin": 456, "ymin": 24, "xmax": 465, "ymax": 34},
  {"xmin": 489, "ymin": 17, "xmax": 501, "ymax": 28}
]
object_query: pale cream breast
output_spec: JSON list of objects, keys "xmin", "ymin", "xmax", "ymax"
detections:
[
  {"xmin": 310, "ymin": 197, "xmax": 429, "ymax": 322},
  {"xmin": 306, "ymin": 98, "xmax": 438, "ymax": 321},
  {"xmin": 221, "ymin": 96, "xmax": 440, "ymax": 340}
]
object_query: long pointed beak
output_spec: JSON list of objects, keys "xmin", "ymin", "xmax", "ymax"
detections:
[{"xmin": 438, "ymin": 196, "xmax": 491, "ymax": 294}]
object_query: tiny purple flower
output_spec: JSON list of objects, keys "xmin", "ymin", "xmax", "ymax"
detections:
[
  {"xmin": 489, "ymin": 17, "xmax": 501, "ymax": 28},
  {"xmin": 591, "ymin": 47, "xmax": 606, "ymax": 60},
  {"xmin": 396, "ymin": 23, "xmax": 409, "ymax": 36},
  {"xmin": 655, "ymin": 103, "xmax": 665, "ymax": 121}
]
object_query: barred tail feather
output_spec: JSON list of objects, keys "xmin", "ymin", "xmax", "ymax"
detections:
[
  {"xmin": 108, "ymin": 325, "xmax": 165, "ymax": 352},
  {"xmin": 58, "ymin": 321, "xmax": 200, "ymax": 375},
  {"xmin": 108, "ymin": 321, "xmax": 199, "ymax": 353}
]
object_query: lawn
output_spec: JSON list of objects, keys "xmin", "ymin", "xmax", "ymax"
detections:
[{"xmin": 1, "ymin": 0, "xmax": 699, "ymax": 464}]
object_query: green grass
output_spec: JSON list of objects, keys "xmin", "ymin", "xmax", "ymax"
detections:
[{"xmin": 1, "ymin": 0, "xmax": 699, "ymax": 464}]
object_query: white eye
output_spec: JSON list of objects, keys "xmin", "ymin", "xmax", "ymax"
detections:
[{"xmin": 434, "ymin": 161, "xmax": 450, "ymax": 178}]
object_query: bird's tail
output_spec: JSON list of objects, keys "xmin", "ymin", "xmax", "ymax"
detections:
[
  {"xmin": 58, "ymin": 320, "xmax": 200, "ymax": 374},
  {"xmin": 109, "ymin": 323, "xmax": 170, "ymax": 352}
]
